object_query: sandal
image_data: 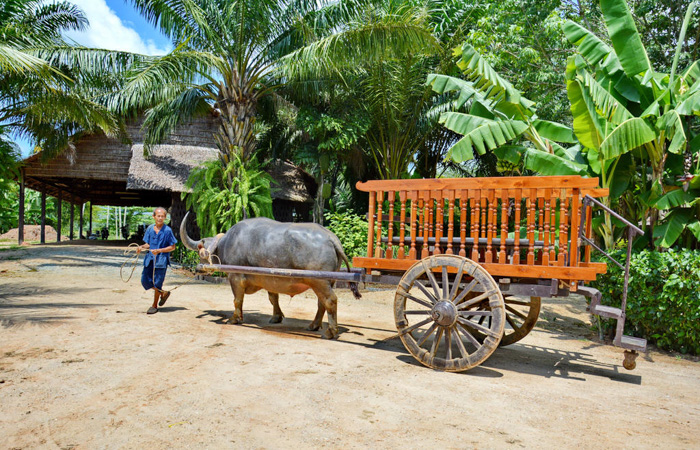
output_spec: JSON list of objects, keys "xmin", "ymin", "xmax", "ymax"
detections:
[
  {"xmin": 147, "ymin": 307, "xmax": 158, "ymax": 314},
  {"xmin": 158, "ymin": 290, "xmax": 171, "ymax": 306}
]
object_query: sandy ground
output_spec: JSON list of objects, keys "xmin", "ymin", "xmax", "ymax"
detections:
[{"xmin": 0, "ymin": 243, "xmax": 698, "ymax": 449}]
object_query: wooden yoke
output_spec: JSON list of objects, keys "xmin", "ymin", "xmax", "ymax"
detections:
[{"xmin": 353, "ymin": 176, "xmax": 609, "ymax": 289}]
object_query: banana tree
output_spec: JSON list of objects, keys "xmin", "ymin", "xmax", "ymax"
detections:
[
  {"xmin": 427, "ymin": 43, "xmax": 578, "ymax": 165},
  {"xmin": 560, "ymin": 0, "xmax": 700, "ymax": 247}
]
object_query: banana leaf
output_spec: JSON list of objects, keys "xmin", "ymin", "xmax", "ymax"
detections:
[
  {"xmin": 600, "ymin": 117, "xmax": 656, "ymax": 159},
  {"xmin": 600, "ymin": 0, "xmax": 652, "ymax": 77},
  {"xmin": 523, "ymin": 148, "xmax": 588, "ymax": 175},
  {"xmin": 533, "ymin": 120, "xmax": 576, "ymax": 143}
]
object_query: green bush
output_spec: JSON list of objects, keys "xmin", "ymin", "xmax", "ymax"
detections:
[
  {"xmin": 324, "ymin": 212, "xmax": 368, "ymax": 260},
  {"xmin": 171, "ymin": 242, "xmax": 200, "ymax": 271},
  {"xmin": 591, "ymin": 249, "xmax": 700, "ymax": 355}
]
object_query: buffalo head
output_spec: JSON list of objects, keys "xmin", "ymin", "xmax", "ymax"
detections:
[{"xmin": 180, "ymin": 211, "xmax": 225, "ymax": 263}]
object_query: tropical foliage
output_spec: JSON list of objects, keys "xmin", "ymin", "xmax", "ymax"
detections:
[
  {"xmin": 184, "ymin": 155, "xmax": 273, "ymax": 237},
  {"xmin": 592, "ymin": 248, "xmax": 700, "ymax": 355}
]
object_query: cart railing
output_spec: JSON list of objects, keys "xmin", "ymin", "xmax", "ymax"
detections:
[{"xmin": 353, "ymin": 176, "xmax": 609, "ymax": 290}]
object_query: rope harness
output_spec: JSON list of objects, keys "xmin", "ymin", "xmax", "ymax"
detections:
[{"xmin": 120, "ymin": 243, "xmax": 221, "ymax": 294}]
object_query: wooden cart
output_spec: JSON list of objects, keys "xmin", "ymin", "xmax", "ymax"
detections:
[{"xmin": 201, "ymin": 176, "xmax": 645, "ymax": 372}]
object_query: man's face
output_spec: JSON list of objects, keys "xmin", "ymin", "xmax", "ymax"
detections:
[{"xmin": 153, "ymin": 209, "xmax": 167, "ymax": 226}]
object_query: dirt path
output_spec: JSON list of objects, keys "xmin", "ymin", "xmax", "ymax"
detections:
[{"xmin": 0, "ymin": 244, "xmax": 698, "ymax": 449}]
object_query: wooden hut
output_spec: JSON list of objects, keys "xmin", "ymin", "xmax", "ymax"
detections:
[{"xmin": 17, "ymin": 116, "xmax": 317, "ymax": 244}]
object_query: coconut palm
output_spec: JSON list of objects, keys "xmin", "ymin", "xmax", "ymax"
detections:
[
  {"xmin": 121, "ymin": 0, "xmax": 440, "ymax": 167},
  {"xmin": 0, "ymin": 0, "xmax": 135, "ymax": 159}
]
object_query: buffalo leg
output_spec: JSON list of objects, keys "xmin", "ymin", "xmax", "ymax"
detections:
[
  {"xmin": 307, "ymin": 298, "xmax": 325, "ymax": 331},
  {"xmin": 228, "ymin": 277, "xmax": 245, "ymax": 324},
  {"xmin": 312, "ymin": 283, "xmax": 338, "ymax": 339},
  {"xmin": 268, "ymin": 292, "xmax": 284, "ymax": 323}
]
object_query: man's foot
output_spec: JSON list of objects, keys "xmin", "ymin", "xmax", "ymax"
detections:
[
  {"xmin": 158, "ymin": 290, "xmax": 171, "ymax": 306},
  {"xmin": 147, "ymin": 307, "xmax": 158, "ymax": 314}
]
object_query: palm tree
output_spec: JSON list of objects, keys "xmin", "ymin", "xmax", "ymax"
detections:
[{"xmin": 0, "ymin": 0, "xmax": 134, "ymax": 159}]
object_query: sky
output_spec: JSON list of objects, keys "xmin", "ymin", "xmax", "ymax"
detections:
[{"xmin": 17, "ymin": 0, "xmax": 172, "ymax": 157}]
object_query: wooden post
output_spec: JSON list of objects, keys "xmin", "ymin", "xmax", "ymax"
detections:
[
  {"xmin": 69, "ymin": 199, "xmax": 75, "ymax": 240},
  {"xmin": 40, "ymin": 190, "xmax": 46, "ymax": 244},
  {"xmin": 57, "ymin": 192, "xmax": 62, "ymax": 242},
  {"xmin": 89, "ymin": 203, "xmax": 93, "ymax": 236},
  {"xmin": 79, "ymin": 202, "xmax": 84, "ymax": 239},
  {"xmin": 18, "ymin": 169, "xmax": 25, "ymax": 245}
]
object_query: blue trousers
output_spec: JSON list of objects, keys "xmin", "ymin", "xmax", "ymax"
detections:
[{"xmin": 141, "ymin": 262, "xmax": 167, "ymax": 290}]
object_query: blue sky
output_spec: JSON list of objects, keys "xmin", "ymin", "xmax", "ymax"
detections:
[{"xmin": 17, "ymin": 0, "xmax": 172, "ymax": 157}]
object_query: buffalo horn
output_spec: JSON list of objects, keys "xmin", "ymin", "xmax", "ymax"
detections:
[{"xmin": 180, "ymin": 211, "xmax": 201, "ymax": 251}]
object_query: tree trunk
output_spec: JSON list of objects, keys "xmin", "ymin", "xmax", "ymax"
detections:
[{"xmin": 313, "ymin": 172, "xmax": 325, "ymax": 225}]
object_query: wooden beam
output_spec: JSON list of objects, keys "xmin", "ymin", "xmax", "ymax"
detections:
[
  {"xmin": 57, "ymin": 192, "xmax": 62, "ymax": 242},
  {"xmin": 89, "ymin": 203, "xmax": 93, "ymax": 235},
  {"xmin": 69, "ymin": 200, "xmax": 75, "ymax": 240},
  {"xmin": 352, "ymin": 257, "xmax": 606, "ymax": 281},
  {"xmin": 79, "ymin": 203, "xmax": 84, "ymax": 239},
  {"xmin": 357, "ymin": 176, "xmax": 601, "ymax": 192},
  {"xmin": 40, "ymin": 190, "xmax": 46, "ymax": 244},
  {"xmin": 18, "ymin": 169, "xmax": 25, "ymax": 245}
]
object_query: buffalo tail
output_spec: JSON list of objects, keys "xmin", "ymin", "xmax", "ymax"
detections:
[{"xmin": 349, "ymin": 281, "xmax": 362, "ymax": 299}]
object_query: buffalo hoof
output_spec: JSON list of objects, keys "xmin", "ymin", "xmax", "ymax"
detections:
[
  {"xmin": 322, "ymin": 328, "xmax": 338, "ymax": 340},
  {"xmin": 269, "ymin": 314, "xmax": 284, "ymax": 324},
  {"xmin": 307, "ymin": 322, "xmax": 321, "ymax": 331}
]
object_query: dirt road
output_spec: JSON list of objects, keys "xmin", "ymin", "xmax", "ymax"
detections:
[{"xmin": 0, "ymin": 244, "xmax": 698, "ymax": 449}]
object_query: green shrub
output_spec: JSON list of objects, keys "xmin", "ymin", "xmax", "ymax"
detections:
[
  {"xmin": 324, "ymin": 212, "xmax": 368, "ymax": 260},
  {"xmin": 171, "ymin": 242, "xmax": 200, "ymax": 271},
  {"xmin": 591, "ymin": 249, "xmax": 700, "ymax": 355}
]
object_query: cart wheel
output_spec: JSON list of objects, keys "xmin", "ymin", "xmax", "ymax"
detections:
[
  {"xmin": 394, "ymin": 255, "xmax": 505, "ymax": 372},
  {"xmin": 499, "ymin": 296, "xmax": 541, "ymax": 347}
]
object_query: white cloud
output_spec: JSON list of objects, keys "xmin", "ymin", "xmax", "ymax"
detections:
[{"xmin": 64, "ymin": 0, "xmax": 171, "ymax": 56}]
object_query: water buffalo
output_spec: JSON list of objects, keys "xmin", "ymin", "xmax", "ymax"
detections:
[{"xmin": 180, "ymin": 212, "xmax": 360, "ymax": 338}]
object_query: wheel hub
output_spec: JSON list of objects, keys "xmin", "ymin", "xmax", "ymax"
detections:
[{"xmin": 431, "ymin": 301, "xmax": 457, "ymax": 327}]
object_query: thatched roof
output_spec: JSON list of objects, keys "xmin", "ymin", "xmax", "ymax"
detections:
[
  {"xmin": 126, "ymin": 144, "xmax": 217, "ymax": 192},
  {"xmin": 21, "ymin": 115, "xmax": 316, "ymax": 206},
  {"xmin": 127, "ymin": 145, "xmax": 316, "ymax": 203}
]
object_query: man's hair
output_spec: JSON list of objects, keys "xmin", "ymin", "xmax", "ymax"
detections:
[{"xmin": 153, "ymin": 207, "xmax": 167, "ymax": 216}]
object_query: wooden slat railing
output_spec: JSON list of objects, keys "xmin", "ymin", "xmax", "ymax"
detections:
[{"xmin": 353, "ymin": 176, "xmax": 608, "ymax": 289}]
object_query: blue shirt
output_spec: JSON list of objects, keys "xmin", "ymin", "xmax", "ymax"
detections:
[{"xmin": 143, "ymin": 224, "xmax": 178, "ymax": 268}]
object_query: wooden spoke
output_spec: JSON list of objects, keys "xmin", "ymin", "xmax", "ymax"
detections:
[
  {"xmin": 431, "ymin": 327, "xmax": 444, "ymax": 356},
  {"xmin": 456, "ymin": 321, "xmax": 482, "ymax": 348},
  {"xmin": 445, "ymin": 328, "xmax": 453, "ymax": 360},
  {"xmin": 504, "ymin": 299, "xmax": 531, "ymax": 306},
  {"xmin": 505, "ymin": 304, "xmax": 528, "ymax": 320},
  {"xmin": 397, "ymin": 317, "xmax": 433, "ymax": 337},
  {"xmin": 453, "ymin": 279, "xmax": 478, "ymax": 305},
  {"xmin": 397, "ymin": 290, "xmax": 434, "ymax": 309},
  {"xmin": 448, "ymin": 260, "xmax": 466, "ymax": 301},
  {"xmin": 453, "ymin": 326, "xmax": 470, "ymax": 357},
  {"xmin": 499, "ymin": 296, "xmax": 541, "ymax": 347},
  {"xmin": 456, "ymin": 291, "xmax": 491, "ymax": 309},
  {"xmin": 413, "ymin": 280, "xmax": 438, "ymax": 305},
  {"xmin": 441, "ymin": 265, "xmax": 449, "ymax": 300},
  {"xmin": 394, "ymin": 255, "xmax": 504, "ymax": 372},
  {"xmin": 457, "ymin": 316, "xmax": 500, "ymax": 338},
  {"xmin": 458, "ymin": 310, "xmax": 492, "ymax": 317},
  {"xmin": 423, "ymin": 260, "xmax": 442, "ymax": 300},
  {"xmin": 506, "ymin": 313, "xmax": 518, "ymax": 330},
  {"xmin": 416, "ymin": 322, "xmax": 439, "ymax": 347}
]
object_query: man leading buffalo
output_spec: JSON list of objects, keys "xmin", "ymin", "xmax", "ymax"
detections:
[{"xmin": 137, "ymin": 207, "xmax": 177, "ymax": 314}]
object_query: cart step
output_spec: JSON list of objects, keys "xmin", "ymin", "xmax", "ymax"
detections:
[
  {"xmin": 619, "ymin": 335, "xmax": 647, "ymax": 352},
  {"xmin": 590, "ymin": 304, "xmax": 622, "ymax": 319}
]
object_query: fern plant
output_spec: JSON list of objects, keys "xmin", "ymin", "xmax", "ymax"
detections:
[{"xmin": 184, "ymin": 154, "xmax": 273, "ymax": 236}]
